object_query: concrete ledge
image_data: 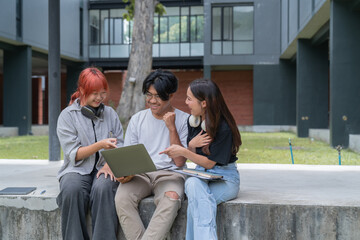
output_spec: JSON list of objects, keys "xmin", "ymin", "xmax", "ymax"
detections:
[
  {"xmin": 31, "ymin": 125, "xmax": 49, "ymax": 136},
  {"xmin": 309, "ymin": 128, "xmax": 330, "ymax": 144},
  {"xmin": 349, "ymin": 134, "xmax": 360, "ymax": 153},
  {"xmin": 0, "ymin": 196, "xmax": 186, "ymax": 240},
  {"xmin": 0, "ymin": 205, "xmax": 61, "ymax": 240},
  {"xmin": 2, "ymin": 161, "xmax": 360, "ymax": 239},
  {"xmin": 309, "ymin": 130, "xmax": 360, "ymax": 152},
  {"xmin": 2, "ymin": 196, "xmax": 360, "ymax": 240},
  {"xmin": 219, "ymin": 201, "xmax": 360, "ymax": 239},
  {"xmin": 239, "ymin": 125, "xmax": 297, "ymax": 133},
  {"xmin": 0, "ymin": 126, "xmax": 18, "ymax": 137},
  {"xmin": 0, "ymin": 125, "xmax": 49, "ymax": 137}
]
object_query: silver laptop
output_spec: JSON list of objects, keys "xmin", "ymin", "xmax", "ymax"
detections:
[{"xmin": 101, "ymin": 144, "xmax": 158, "ymax": 178}]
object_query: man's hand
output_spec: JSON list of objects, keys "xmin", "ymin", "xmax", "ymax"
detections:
[
  {"xmin": 163, "ymin": 110, "xmax": 186, "ymax": 167},
  {"xmin": 96, "ymin": 163, "xmax": 116, "ymax": 181},
  {"xmin": 163, "ymin": 112, "xmax": 176, "ymax": 131},
  {"xmin": 116, "ymin": 175, "xmax": 134, "ymax": 184}
]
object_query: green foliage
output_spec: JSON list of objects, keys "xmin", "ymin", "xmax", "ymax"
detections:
[
  {"xmin": 122, "ymin": 0, "xmax": 166, "ymax": 21},
  {"xmin": 122, "ymin": 0, "xmax": 134, "ymax": 21},
  {"xmin": 155, "ymin": 2, "xmax": 166, "ymax": 16}
]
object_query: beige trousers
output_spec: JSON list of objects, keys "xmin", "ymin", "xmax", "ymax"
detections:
[{"xmin": 115, "ymin": 170, "xmax": 185, "ymax": 240}]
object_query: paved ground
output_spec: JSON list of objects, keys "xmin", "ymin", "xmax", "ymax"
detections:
[
  {"xmin": 237, "ymin": 164, "xmax": 360, "ymax": 206},
  {"xmin": 1, "ymin": 160, "xmax": 360, "ymax": 208}
]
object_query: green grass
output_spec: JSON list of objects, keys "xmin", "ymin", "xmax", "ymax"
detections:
[
  {"xmin": 237, "ymin": 132, "xmax": 360, "ymax": 165},
  {"xmin": 1, "ymin": 132, "xmax": 360, "ymax": 165},
  {"xmin": 0, "ymin": 135, "xmax": 61, "ymax": 159}
]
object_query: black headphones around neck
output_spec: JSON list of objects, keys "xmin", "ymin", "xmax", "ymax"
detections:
[{"xmin": 81, "ymin": 103, "xmax": 104, "ymax": 120}]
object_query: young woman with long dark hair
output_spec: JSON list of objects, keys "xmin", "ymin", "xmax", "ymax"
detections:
[{"xmin": 161, "ymin": 78, "xmax": 241, "ymax": 240}]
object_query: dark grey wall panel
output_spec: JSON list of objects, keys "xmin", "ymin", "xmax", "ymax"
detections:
[
  {"xmin": 299, "ymin": 0, "xmax": 312, "ymax": 27},
  {"xmin": 253, "ymin": 61, "xmax": 296, "ymax": 125},
  {"xmin": 0, "ymin": 1, "xmax": 16, "ymax": 40},
  {"xmin": 23, "ymin": 0, "xmax": 48, "ymax": 49},
  {"xmin": 296, "ymin": 39, "xmax": 329, "ymax": 137},
  {"xmin": 281, "ymin": 0, "xmax": 289, "ymax": 53},
  {"xmin": 21, "ymin": 0, "xmax": 85, "ymax": 59},
  {"xmin": 3, "ymin": 46, "xmax": 32, "ymax": 135},
  {"xmin": 254, "ymin": 0, "xmax": 281, "ymax": 56},
  {"xmin": 329, "ymin": 0, "xmax": 360, "ymax": 147},
  {"xmin": 60, "ymin": 1, "xmax": 86, "ymax": 58},
  {"xmin": 288, "ymin": 0, "xmax": 298, "ymax": 42},
  {"xmin": 66, "ymin": 64, "xmax": 85, "ymax": 104}
]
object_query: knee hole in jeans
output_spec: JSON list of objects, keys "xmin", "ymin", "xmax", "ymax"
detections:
[{"xmin": 165, "ymin": 191, "xmax": 179, "ymax": 200}]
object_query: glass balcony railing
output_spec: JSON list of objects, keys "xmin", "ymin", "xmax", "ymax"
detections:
[{"xmin": 89, "ymin": 42, "xmax": 204, "ymax": 58}]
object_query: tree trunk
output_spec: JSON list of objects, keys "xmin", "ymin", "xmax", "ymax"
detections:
[{"xmin": 116, "ymin": 0, "xmax": 155, "ymax": 127}]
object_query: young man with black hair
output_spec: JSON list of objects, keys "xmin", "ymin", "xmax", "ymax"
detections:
[{"xmin": 114, "ymin": 69, "xmax": 189, "ymax": 240}]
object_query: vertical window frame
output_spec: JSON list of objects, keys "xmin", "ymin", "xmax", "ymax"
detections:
[
  {"xmin": 80, "ymin": 7, "xmax": 83, "ymax": 57},
  {"xmin": 16, "ymin": 0, "xmax": 22, "ymax": 39}
]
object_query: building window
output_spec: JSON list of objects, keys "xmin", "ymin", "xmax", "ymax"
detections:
[
  {"xmin": 153, "ymin": 6, "xmax": 204, "ymax": 57},
  {"xmin": 89, "ymin": 6, "xmax": 204, "ymax": 59},
  {"xmin": 16, "ymin": 0, "xmax": 22, "ymax": 39},
  {"xmin": 89, "ymin": 10, "xmax": 100, "ymax": 57},
  {"xmin": 212, "ymin": 5, "xmax": 254, "ymax": 55},
  {"xmin": 153, "ymin": 7, "xmax": 203, "ymax": 44},
  {"xmin": 90, "ymin": 10, "xmax": 99, "ymax": 44}
]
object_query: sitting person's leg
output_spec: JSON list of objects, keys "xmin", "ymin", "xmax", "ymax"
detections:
[
  {"xmin": 115, "ymin": 174, "xmax": 152, "ymax": 240},
  {"xmin": 185, "ymin": 177, "xmax": 217, "ymax": 240},
  {"xmin": 209, "ymin": 178, "xmax": 239, "ymax": 205},
  {"xmin": 142, "ymin": 171, "xmax": 185, "ymax": 240},
  {"xmin": 90, "ymin": 173, "xmax": 119, "ymax": 240},
  {"xmin": 209, "ymin": 163, "xmax": 240, "ymax": 204},
  {"xmin": 57, "ymin": 172, "xmax": 92, "ymax": 240},
  {"xmin": 185, "ymin": 165, "xmax": 240, "ymax": 240}
]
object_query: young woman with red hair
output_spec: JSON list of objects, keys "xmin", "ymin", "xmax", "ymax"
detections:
[{"xmin": 56, "ymin": 67, "xmax": 123, "ymax": 240}]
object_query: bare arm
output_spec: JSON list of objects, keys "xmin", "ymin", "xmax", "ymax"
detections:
[
  {"xmin": 188, "ymin": 130, "xmax": 212, "ymax": 153},
  {"xmin": 160, "ymin": 144, "xmax": 216, "ymax": 169},
  {"xmin": 163, "ymin": 112, "xmax": 187, "ymax": 167},
  {"xmin": 75, "ymin": 138, "xmax": 117, "ymax": 161}
]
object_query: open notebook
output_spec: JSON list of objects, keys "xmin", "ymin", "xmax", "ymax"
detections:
[{"xmin": 172, "ymin": 168, "xmax": 223, "ymax": 180}]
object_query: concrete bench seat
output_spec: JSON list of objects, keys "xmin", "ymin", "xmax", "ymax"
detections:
[{"xmin": 1, "ymin": 160, "xmax": 360, "ymax": 239}]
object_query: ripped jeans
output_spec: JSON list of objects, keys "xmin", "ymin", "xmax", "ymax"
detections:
[{"xmin": 184, "ymin": 163, "xmax": 240, "ymax": 240}]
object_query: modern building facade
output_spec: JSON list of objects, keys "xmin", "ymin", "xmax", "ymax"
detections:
[{"xmin": 0, "ymin": 0, "xmax": 359, "ymax": 148}]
